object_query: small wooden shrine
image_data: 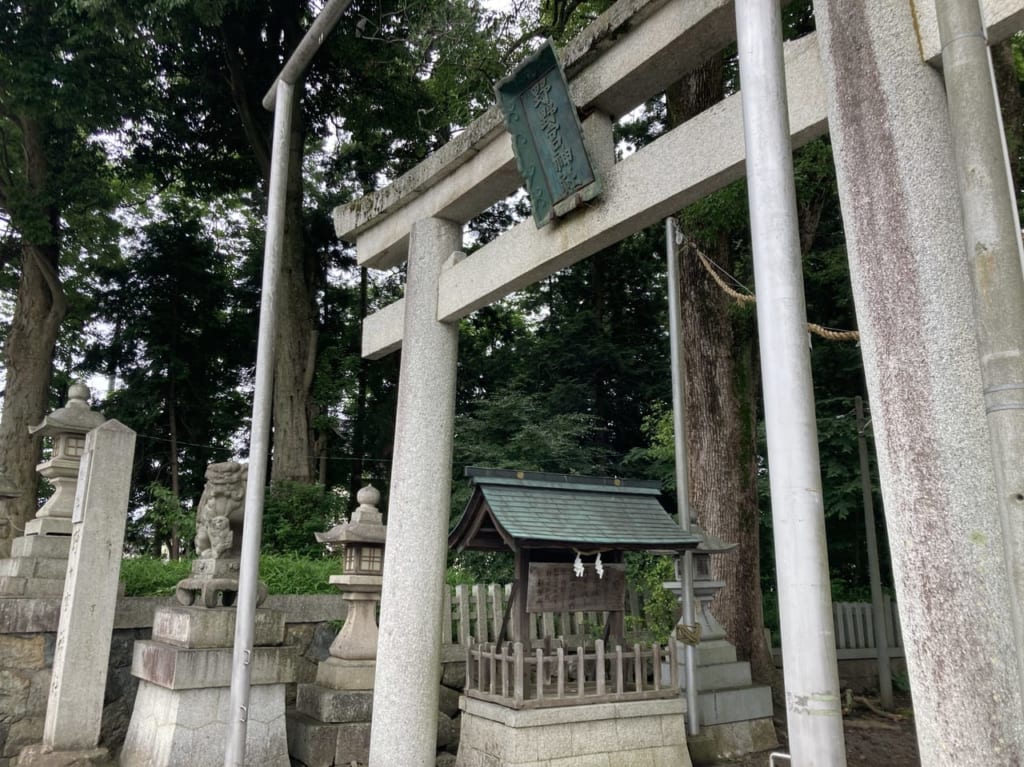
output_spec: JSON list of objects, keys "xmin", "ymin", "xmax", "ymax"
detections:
[{"xmin": 449, "ymin": 467, "xmax": 700, "ymax": 710}]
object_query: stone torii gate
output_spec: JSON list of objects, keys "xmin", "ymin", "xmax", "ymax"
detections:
[{"xmin": 330, "ymin": 1, "xmax": 1024, "ymax": 765}]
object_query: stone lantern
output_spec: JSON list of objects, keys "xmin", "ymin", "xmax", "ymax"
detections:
[
  {"xmin": 0, "ymin": 383, "xmax": 105, "ymax": 597},
  {"xmin": 27, "ymin": 382, "xmax": 105, "ymax": 536},
  {"xmin": 314, "ymin": 484, "xmax": 387, "ymax": 690}
]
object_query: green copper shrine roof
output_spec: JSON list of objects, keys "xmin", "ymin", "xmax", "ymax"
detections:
[{"xmin": 449, "ymin": 467, "xmax": 700, "ymax": 552}]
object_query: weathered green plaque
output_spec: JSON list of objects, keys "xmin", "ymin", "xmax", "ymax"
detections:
[{"xmin": 495, "ymin": 40, "xmax": 602, "ymax": 228}]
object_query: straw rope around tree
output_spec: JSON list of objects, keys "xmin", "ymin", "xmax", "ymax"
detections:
[{"xmin": 688, "ymin": 240, "xmax": 861, "ymax": 342}]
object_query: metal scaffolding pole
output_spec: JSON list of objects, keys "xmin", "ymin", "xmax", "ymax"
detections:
[
  {"xmin": 225, "ymin": 78, "xmax": 294, "ymax": 767},
  {"xmin": 665, "ymin": 217, "xmax": 700, "ymax": 737},
  {"xmin": 734, "ymin": 1, "xmax": 846, "ymax": 764},
  {"xmin": 937, "ymin": 0, "xmax": 1024, "ymax": 705}
]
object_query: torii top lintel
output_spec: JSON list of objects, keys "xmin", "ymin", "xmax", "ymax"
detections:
[{"xmin": 331, "ymin": 0, "xmax": 1021, "ymax": 360}]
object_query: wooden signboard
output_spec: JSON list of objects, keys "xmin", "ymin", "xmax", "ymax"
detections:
[{"xmin": 525, "ymin": 562, "xmax": 625, "ymax": 613}]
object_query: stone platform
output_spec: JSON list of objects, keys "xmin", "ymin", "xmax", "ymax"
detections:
[{"xmin": 455, "ymin": 696, "xmax": 692, "ymax": 767}]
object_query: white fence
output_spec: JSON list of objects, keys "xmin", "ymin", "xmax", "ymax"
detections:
[{"xmin": 772, "ymin": 597, "xmax": 904, "ymax": 661}]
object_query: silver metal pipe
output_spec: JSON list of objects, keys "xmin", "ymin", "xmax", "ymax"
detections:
[
  {"xmin": 262, "ymin": 0, "xmax": 354, "ymax": 110},
  {"xmin": 224, "ymin": 79, "xmax": 295, "ymax": 767},
  {"xmin": 937, "ymin": 0, "xmax": 1024, "ymax": 704},
  {"xmin": 734, "ymin": 2, "xmax": 846, "ymax": 764},
  {"xmin": 855, "ymin": 397, "xmax": 892, "ymax": 708},
  {"xmin": 665, "ymin": 217, "xmax": 700, "ymax": 737}
]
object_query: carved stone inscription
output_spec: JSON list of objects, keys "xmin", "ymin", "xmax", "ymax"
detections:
[{"xmin": 525, "ymin": 562, "xmax": 625, "ymax": 613}]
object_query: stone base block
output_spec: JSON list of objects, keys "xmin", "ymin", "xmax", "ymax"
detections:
[
  {"xmin": 12, "ymin": 536, "xmax": 71, "ymax": 559},
  {"xmin": 0, "ymin": 576, "xmax": 65, "ymax": 598},
  {"xmin": 697, "ymin": 684, "xmax": 774, "ymax": 726},
  {"xmin": 119, "ymin": 680, "xmax": 289, "ymax": 767},
  {"xmin": 315, "ymin": 657, "xmax": 376, "ymax": 690},
  {"xmin": 687, "ymin": 718, "xmax": 778, "ymax": 765},
  {"xmin": 295, "ymin": 684, "xmax": 373, "ymax": 723},
  {"xmin": 151, "ymin": 605, "xmax": 285, "ymax": 648},
  {"xmin": 286, "ymin": 710, "xmax": 372, "ymax": 766},
  {"xmin": 456, "ymin": 696, "xmax": 692, "ymax": 767},
  {"xmin": 23, "ymin": 519, "xmax": 72, "ymax": 537},
  {"xmin": 131, "ymin": 640, "xmax": 297, "ymax": 690},
  {"xmin": 17, "ymin": 744, "xmax": 112, "ymax": 766},
  {"xmin": 0, "ymin": 556, "xmax": 68, "ymax": 579}
]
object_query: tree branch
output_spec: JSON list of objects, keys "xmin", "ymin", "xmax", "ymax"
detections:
[{"xmin": 220, "ymin": 27, "xmax": 271, "ymax": 180}]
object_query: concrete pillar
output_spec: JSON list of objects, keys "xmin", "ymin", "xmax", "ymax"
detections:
[
  {"xmin": 812, "ymin": 2, "xmax": 1024, "ymax": 763},
  {"xmin": 368, "ymin": 216, "xmax": 461, "ymax": 767}
]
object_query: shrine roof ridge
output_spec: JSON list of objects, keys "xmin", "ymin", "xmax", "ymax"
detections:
[
  {"xmin": 451, "ymin": 466, "xmax": 699, "ymax": 552},
  {"xmin": 464, "ymin": 466, "xmax": 661, "ymax": 494}
]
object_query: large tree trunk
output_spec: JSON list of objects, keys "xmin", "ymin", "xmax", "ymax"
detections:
[
  {"xmin": 0, "ymin": 243, "xmax": 66, "ymax": 557},
  {"xmin": 222, "ymin": 23, "xmax": 317, "ymax": 485},
  {"xmin": 269, "ymin": 97, "xmax": 318, "ymax": 484},
  {"xmin": 0, "ymin": 109, "xmax": 66, "ymax": 557},
  {"xmin": 667, "ymin": 60, "xmax": 775, "ymax": 683}
]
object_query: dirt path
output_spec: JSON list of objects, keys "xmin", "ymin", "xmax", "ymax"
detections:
[{"xmin": 718, "ymin": 709, "xmax": 919, "ymax": 767}]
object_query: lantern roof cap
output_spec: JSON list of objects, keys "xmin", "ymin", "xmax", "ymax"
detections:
[
  {"xmin": 29, "ymin": 382, "xmax": 105, "ymax": 438},
  {"xmin": 316, "ymin": 484, "xmax": 386, "ymax": 546}
]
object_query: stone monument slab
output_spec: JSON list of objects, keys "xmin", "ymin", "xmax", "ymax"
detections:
[{"xmin": 22, "ymin": 420, "xmax": 135, "ymax": 764}]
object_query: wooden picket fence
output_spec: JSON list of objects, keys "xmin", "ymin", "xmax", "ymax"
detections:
[
  {"xmin": 465, "ymin": 638, "xmax": 679, "ymax": 710},
  {"xmin": 440, "ymin": 582, "xmax": 646, "ymax": 663}
]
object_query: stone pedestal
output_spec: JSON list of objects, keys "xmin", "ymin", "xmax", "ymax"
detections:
[
  {"xmin": 0, "ymin": 535, "xmax": 72, "ymax": 597},
  {"xmin": 456, "ymin": 697, "xmax": 692, "ymax": 767},
  {"xmin": 120, "ymin": 605, "xmax": 295, "ymax": 767},
  {"xmin": 289, "ymin": 483, "xmax": 391, "ymax": 766},
  {"xmin": 664, "ymin": 580, "xmax": 776, "ymax": 763}
]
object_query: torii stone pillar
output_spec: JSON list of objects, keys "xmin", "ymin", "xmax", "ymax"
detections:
[
  {"xmin": 813, "ymin": 1, "xmax": 1024, "ymax": 762},
  {"xmin": 368, "ymin": 216, "xmax": 461, "ymax": 767}
]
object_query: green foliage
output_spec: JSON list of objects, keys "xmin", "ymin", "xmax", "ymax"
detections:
[
  {"xmin": 138, "ymin": 482, "xmax": 197, "ymax": 558},
  {"xmin": 261, "ymin": 481, "xmax": 347, "ymax": 558},
  {"xmin": 259, "ymin": 552, "xmax": 338, "ymax": 595},
  {"xmin": 454, "ymin": 388, "xmax": 613, "ymax": 476},
  {"xmin": 120, "ymin": 556, "xmax": 192, "ymax": 596},
  {"xmin": 622, "ymin": 403, "xmax": 676, "ymax": 489},
  {"xmin": 446, "ymin": 551, "xmax": 515, "ymax": 586},
  {"xmin": 625, "ymin": 552, "xmax": 678, "ymax": 644},
  {"xmin": 86, "ymin": 197, "xmax": 255, "ymax": 553},
  {"xmin": 120, "ymin": 553, "xmax": 338, "ymax": 596}
]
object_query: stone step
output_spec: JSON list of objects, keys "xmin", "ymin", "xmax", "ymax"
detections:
[
  {"xmin": 669, "ymin": 659, "xmax": 756, "ymax": 691},
  {"xmin": 696, "ymin": 640, "xmax": 738, "ymax": 666},
  {"xmin": 0, "ymin": 575, "xmax": 26, "ymax": 595},
  {"xmin": 697, "ymin": 684, "xmax": 774, "ymax": 726}
]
